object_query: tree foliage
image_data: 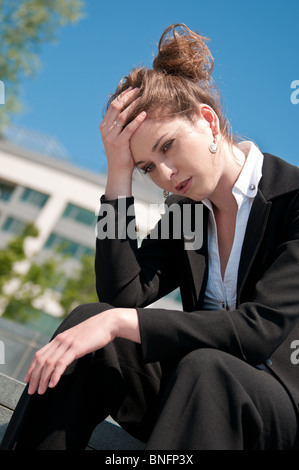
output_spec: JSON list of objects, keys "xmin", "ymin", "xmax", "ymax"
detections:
[
  {"xmin": 59, "ymin": 253, "xmax": 99, "ymax": 315},
  {"xmin": 0, "ymin": 222, "xmax": 38, "ymax": 292},
  {"xmin": 0, "ymin": 0, "xmax": 85, "ymax": 131},
  {"xmin": 0, "ymin": 224, "xmax": 98, "ymax": 324}
]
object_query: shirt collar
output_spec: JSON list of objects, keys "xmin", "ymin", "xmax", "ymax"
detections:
[
  {"xmin": 202, "ymin": 141, "xmax": 264, "ymax": 211},
  {"xmin": 233, "ymin": 141, "xmax": 264, "ymax": 198}
]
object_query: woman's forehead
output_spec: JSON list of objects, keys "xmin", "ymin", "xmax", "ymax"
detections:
[{"xmin": 131, "ymin": 117, "xmax": 177, "ymax": 147}]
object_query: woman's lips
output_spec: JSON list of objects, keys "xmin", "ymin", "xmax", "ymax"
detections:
[{"xmin": 175, "ymin": 177, "xmax": 192, "ymax": 194}]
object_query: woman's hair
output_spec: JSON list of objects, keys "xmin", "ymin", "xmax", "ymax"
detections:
[{"xmin": 107, "ymin": 24, "xmax": 234, "ymax": 143}]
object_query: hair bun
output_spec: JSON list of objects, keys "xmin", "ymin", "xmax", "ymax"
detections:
[{"xmin": 153, "ymin": 24, "xmax": 214, "ymax": 83}]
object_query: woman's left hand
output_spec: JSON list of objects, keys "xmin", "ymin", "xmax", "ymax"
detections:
[{"xmin": 24, "ymin": 307, "xmax": 140, "ymax": 395}]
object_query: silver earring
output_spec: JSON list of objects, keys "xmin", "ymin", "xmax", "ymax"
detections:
[
  {"xmin": 163, "ymin": 190, "xmax": 169, "ymax": 198},
  {"xmin": 209, "ymin": 136, "xmax": 218, "ymax": 154}
]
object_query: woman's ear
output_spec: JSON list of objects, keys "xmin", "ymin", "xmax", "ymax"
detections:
[{"xmin": 197, "ymin": 104, "xmax": 220, "ymax": 135}]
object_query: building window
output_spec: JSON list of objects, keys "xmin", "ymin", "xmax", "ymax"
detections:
[
  {"xmin": 21, "ymin": 188, "xmax": 49, "ymax": 208},
  {"xmin": 44, "ymin": 233, "xmax": 94, "ymax": 259},
  {"xmin": 2, "ymin": 216, "xmax": 27, "ymax": 235},
  {"xmin": 0, "ymin": 181, "xmax": 15, "ymax": 201},
  {"xmin": 62, "ymin": 203, "xmax": 95, "ymax": 227}
]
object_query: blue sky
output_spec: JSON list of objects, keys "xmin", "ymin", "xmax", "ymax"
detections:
[{"xmin": 11, "ymin": 0, "xmax": 299, "ymax": 173}]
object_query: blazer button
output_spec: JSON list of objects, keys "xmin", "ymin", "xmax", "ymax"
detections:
[{"xmin": 266, "ymin": 359, "xmax": 272, "ymax": 366}]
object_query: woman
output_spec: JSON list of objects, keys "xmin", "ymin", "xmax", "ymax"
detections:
[{"xmin": 1, "ymin": 24, "xmax": 299, "ymax": 450}]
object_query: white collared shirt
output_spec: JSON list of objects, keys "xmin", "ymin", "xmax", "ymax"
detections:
[{"xmin": 202, "ymin": 141, "xmax": 264, "ymax": 311}]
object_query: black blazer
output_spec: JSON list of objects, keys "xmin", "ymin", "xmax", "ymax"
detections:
[{"xmin": 96, "ymin": 153, "xmax": 299, "ymax": 414}]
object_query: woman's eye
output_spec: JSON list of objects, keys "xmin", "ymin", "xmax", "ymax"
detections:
[
  {"xmin": 162, "ymin": 139, "xmax": 174, "ymax": 153},
  {"xmin": 142, "ymin": 162, "xmax": 155, "ymax": 174}
]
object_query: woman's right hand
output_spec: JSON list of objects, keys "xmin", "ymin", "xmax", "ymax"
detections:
[{"xmin": 99, "ymin": 87, "xmax": 147, "ymax": 199}]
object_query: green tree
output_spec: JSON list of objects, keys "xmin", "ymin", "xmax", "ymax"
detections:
[
  {"xmin": 0, "ymin": 222, "xmax": 41, "ymax": 322},
  {"xmin": 0, "ymin": 0, "xmax": 85, "ymax": 132},
  {"xmin": 0, "ymin": 222, "xmax": 38, "ymax": 292},
  {"xmin": 60, "ymin": 253, "xmax": 98, "ymax": 315},
  {"xmin": 0, "ymin": 224, "xmax": 98, "ymax": 324}
]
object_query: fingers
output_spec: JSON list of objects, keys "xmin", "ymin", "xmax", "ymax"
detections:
[
  {"xmin": 38, "ymin": 348, "xmax": 75, "ymax": 394},
  {"xmin": 100, "ymin": 87, "xmax": 142, "ymax": 136},
  {"xmin": 99, "ymin": 87, "xmax": 147, "ymax": 180},
  {"xmin": 118, "ymin": 110, "xmax": 147, "ymax": 140},
  {"xmin": 109, "ymin": 87, "xmax": 139, "ymax": 123},
  {"xmin": 24, "ymin": 311, "xmax": 117, "ymax": 395},
  {"xmin": 25, "ymin": 335, "xmax": 75, "ymax": 395}
]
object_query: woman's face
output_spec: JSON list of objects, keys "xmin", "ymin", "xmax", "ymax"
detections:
[{"xmin": 130, "ymin": 113, "xmax": 223, "ymax": 202}]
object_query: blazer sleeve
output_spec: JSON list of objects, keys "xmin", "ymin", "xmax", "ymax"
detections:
[
  {"xmin": 137, "ymin": 190, "xmax": 299, "ymax": 366},
  {"xmin": 95, "ymin": 196, "xmax": 182, "ymax": 307}
]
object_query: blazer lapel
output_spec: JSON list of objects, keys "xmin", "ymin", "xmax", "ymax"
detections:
[
  {"xmin": 236, "ymin": 152, "xmax": 298, "ymax": 303},
  {"xmin": 183, "ymin": 204, "xmax": 209, "ymax": 307},
  {"xmin": 182, "ymin": 188, "xmax": 272, "ymax": 309},
  {"xmin": 237, "ymin": 189, "xmax": 272, "ymax": 303}
]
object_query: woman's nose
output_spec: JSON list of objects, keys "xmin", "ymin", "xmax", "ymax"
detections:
[{"xmin": 158, "ymin": 161, "xmax": 177, "ymax": 181}]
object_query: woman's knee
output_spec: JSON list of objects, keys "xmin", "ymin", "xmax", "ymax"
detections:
[
  {"xmin": 172, "ymin": 348, "xmax": 242, "ymax": 389},
  {"xmin": 176, "ymin": 348, "xmax": 230, "ymax": 373}
]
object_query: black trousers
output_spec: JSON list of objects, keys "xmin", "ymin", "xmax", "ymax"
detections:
[{"xmin": 1, "ymin": 303, "xmax": 298, "ymax": 450}]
